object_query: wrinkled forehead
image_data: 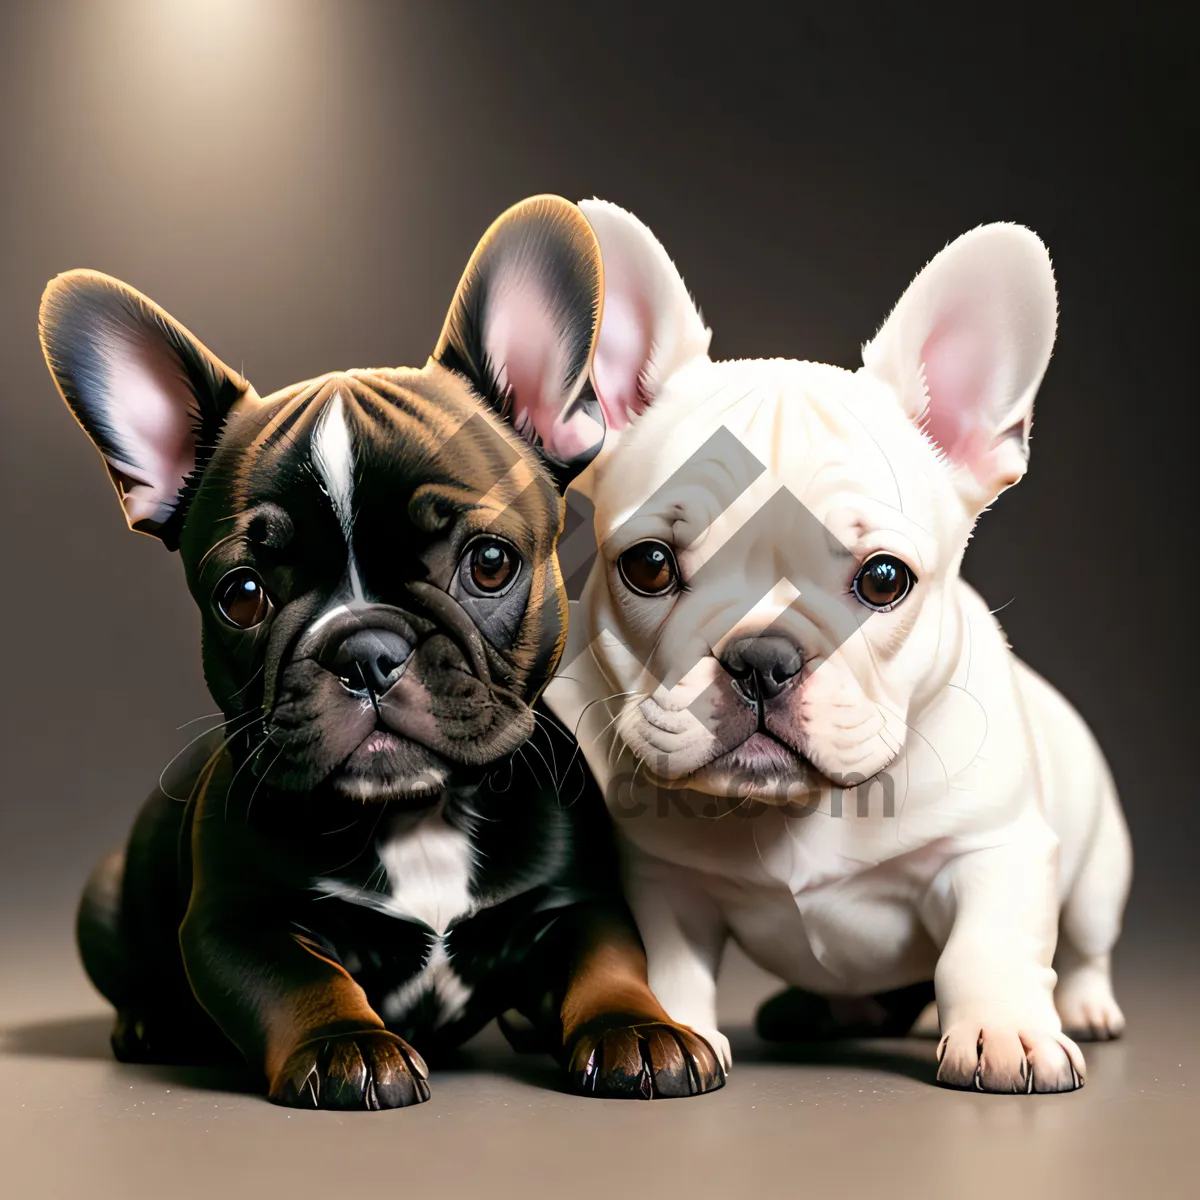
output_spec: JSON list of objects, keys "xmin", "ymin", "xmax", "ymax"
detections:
[
  {"xmin": 593, "ymin": 358, "xmax": 953, "ymax": 558},
  {"xmin": 195, "ymin": 368, "xmax": 558, "ymax": 548}
]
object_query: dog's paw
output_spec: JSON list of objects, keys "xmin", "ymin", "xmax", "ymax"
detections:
[
  {"xmin": 693, "ymin": 1025, "xmax": 733, "ymax": 1073},
  {"xmin": 269, "ymin": 1030, "xmax": 430, "ymax": 1110},
  {"xmin": 936, "ymin": 1022, "xmax": 1085, "ymax": 1094},
  {"xmin": 1056, "ymin": 970, "xmax": 1126, "ymax": 1042},
  {"xmin": 567, "ymin": 1018, "xmax": 726, "ymax": 1100}
]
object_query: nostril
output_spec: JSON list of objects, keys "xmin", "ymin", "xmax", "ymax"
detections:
[
  {"xmin": 770, "ymin": 659, "xmax": 798, "ymax": 687},
  {"xmin": 376, "ymin": 654, "xmax": 403, "ymax": 679},
  {"xmin": 370, "ymin": 653, "xmax": 408, "ymax": 692}
]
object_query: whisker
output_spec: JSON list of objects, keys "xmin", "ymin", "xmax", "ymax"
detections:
[
  {"xmin": 176, "ymin": 711, "xmax": 225, "ymax": 731},
  {"xmin": 520, "ymin": 733, "xmax": 556, "ymax": 790},
  {"xmin": 529, "ymin": 709, "xmax": 561, "ymax": 779},
  {"xmin": 321, "ymin": 816, "xmax": 363, "ymax": 837},
  {"xmin": 244, "ymin": 741, "xmax": 286, "ymax": 827},
  {"xmin": 159, "ymin": 708, "xmax": 263, "ymax": 802},
  {"xmin": 322, "ymin": 803, "xmax": 390, "ymax": 876},
  {"xmin": 197, "ymin": 531, "xmax": 250, "ymax": 573},
  {"xmin": 357, "ymin": 662, "xmax": 384, "ymax": 722},
  {"xmin": 222, "ymin": 730, "xmax": 274, "ymax": 822},
  {"xmin": 556, "ymin": 688, "xmax": 639, "ymax": 779}
]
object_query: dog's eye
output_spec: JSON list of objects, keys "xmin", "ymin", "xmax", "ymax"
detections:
[
  {"xmin": 215, "ymin": 568, "xmax": 272, "ymax": 629},
  {"xmin": 618, "ymin": 541, "xmax": 680, "ymax": 597},
  {"xmin": 467, "ymin": 538, "xmax": 518, "ymax": 593},
  {"xmin": 853, "ymin": 554, "xmax": 916, "ymax": 611}
]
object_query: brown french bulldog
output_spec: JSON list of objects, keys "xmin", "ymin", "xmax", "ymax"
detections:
[{"xmin": 43, "ymin": 195, "xmax": 725, "ymax": 1109}]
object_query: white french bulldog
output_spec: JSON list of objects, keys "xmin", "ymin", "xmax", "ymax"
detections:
[{"xmin": 544, "ymin": 200, "xmax": 1132, "ymax": 1094}]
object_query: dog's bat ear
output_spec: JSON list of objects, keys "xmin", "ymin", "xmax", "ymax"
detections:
[
  {"xmin": 39, "ymin": 271, "xmax": 250, "ymax": 549},
  {"xmin": 434, "ymin": 195, "xmax": 607, "ymax": 489},
  {"xmin": 861, "ymin": 224, "xmax": 1057, "ymax": 507},
  {"xmin": 578, "ymin": 199, "xmax": 712, "ymax": 441}
]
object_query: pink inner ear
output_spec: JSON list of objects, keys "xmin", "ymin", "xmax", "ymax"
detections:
[
  {"xmin": 591, "ymin": 288, "xmax": 653, "ymax": 432},
  {"xmin": 100, "ymin": 327, "xmax": 199, "ymax": 525},
  {"xmin": 920, "ymin": 318, "xmax": 1000, "ymax": 475},
  {"xmin": 485, "ymin": 281, "xmax": 561, "ymax": 431},
  {"xmin": 484, "ymin": 274, "xmax": 603, "ymax": 464}
]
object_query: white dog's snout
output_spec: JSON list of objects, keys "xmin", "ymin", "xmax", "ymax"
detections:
[{"xmin": 708, "ymin": 582, "xmax": 805, "ymax": 661}]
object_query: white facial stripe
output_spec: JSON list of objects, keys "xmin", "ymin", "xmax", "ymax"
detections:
[
  {"xmin": 311, "ymin": 390, "xmax": 364, "ymax": 601},
  {"xmin": 305, "ymin": 602, "xmax": 351, "ymax": 637},
  {"xmin": 312, "ymin": 390, "xmax": 355, "ymax": 527},
  {"xmin": 304, "ymin": 599, "xmax": 390, "ymax": 640}
]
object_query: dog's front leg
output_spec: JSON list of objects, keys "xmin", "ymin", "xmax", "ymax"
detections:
[
  {"xmin": 179, "ymin": 903, "xmax": 430, "ymax": 1110},
  {"xmin": 623, "ymin": 868, "xmax": 730, "ymax": 1072},
  {"xmin": 921, "ymin": 824, "xmax": 1086, "ymax": 1094},
  {"xmin": 558, "ymin": 901, "xmax": 726, "ymax": 1099}
]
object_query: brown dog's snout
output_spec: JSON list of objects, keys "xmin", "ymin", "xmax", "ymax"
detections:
[
  {"xmin": 330, "ymin": 628, "xmax": 413, "ymax": 695},
  {"xmin": 720, "ymin": 636, "xmax": 803, "ymax": 703}
]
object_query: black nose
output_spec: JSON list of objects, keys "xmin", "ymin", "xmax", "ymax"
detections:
[
  {"xmin": 332, "ymin": 629, "xmax": 413, "ymax": 695},
  {"xmin": 720, "ymin": 636, "xmax": 803, "ymax": 702}
]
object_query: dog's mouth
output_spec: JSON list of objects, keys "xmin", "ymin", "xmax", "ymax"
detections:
[
  {"xmin": 706, "ymin": 730, "xmax": 809, "ymax": 778},
  {"xmin": 330, "ymin": 726, "xmax": 451, "ymax": 806},
  {"xmin": 264, "ymin": 642, "xmax": 533, "ymax": 804},
  {"xmin": 642, "ymin": 727, "xmax": 832, "ymax": 801}
]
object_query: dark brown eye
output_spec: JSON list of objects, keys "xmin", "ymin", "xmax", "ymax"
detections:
[
  {"xmin": 853, "ymin": 554, "xmax": 916, "ymax": 611},
  {"xmin": 468, "ymin": 539, "xmax": 518, "ymax": 593},
  {"xmin": 215, "ymin": 569, "xmax": 271, "ymax": 629},
  {"xmin": 618, "ymin": 541, "xmax": 679, "ymax": 596}
]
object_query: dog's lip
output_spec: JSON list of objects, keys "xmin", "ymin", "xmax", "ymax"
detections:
[
  {"xmin": 706, "ymin": 731, "xmax": 808, "ymax": 774},
  {"xmin": 357, "ymin": 729, "xmax": 406, "ymax": 755},
  {"xmin": 636, "ymin": 730, "xmax": 817, "ymax": 791},
  {"xmin": 341, "ymin": 723, "xmax": 438, "ymax": 766},
  {"xmin": 329, "ymin": 726, "xmax": 451, "ymax": 805}
]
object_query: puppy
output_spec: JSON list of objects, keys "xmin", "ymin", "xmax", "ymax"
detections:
[
  {"xmin": 46, "ymin": 195, "xmax": 724, "ymax": 1108},
  {"xmin": 546, "ymin": 200, "xmax": 1132, "ymax": 1093}
]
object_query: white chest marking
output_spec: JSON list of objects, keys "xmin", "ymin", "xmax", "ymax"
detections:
[
  {"xmin": 377, "ymin": 814, "xmax": 476, "ymax": 1026},
  {"xmin": 377, "ymin": 814, "xmax": 475, "ymax": 933},
  {"xmin": 314, "ymin": 813, "xmax": 478, "ymax": 1026}
]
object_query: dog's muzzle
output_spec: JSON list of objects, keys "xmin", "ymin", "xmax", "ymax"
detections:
[
  {"xmin": 329, "ymin": 628, "xmax": 413, "ymax": 695},
  {"xmin": 294, "ymin": 605, "xmax": 426, "ymax": 693},
  {"xmin": 720, "ymin": 635, "xmax": 803, "ymax": 704}
]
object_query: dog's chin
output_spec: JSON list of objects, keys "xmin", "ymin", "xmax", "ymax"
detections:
[
  {"xmin": 666, "ymin": 733, "xmax": 829, "ymax": 803},
  {"xmin": 330, "ymin": 730, "xmax": 450, "ymax": 806},
  {"xmin": 713, "ymin": 732, "xmax": 806, "ymax": 776}
]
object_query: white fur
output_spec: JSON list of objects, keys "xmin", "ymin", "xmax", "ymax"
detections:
[
  {"xmin": 546, "ymin": 203, "xmax": 1132, "ymax": 1093},
  {"xmin": 315, "ymin": 810, "xmax": 476, "ymax": 1027},
  {"xmin": 381, "ymin": 940, "xmax": 474, "ymax": 1026},
  {"xmin": 311, "ymin": 390, "xmax": 365, "ymax": 602},
  {"xmin": 377, "ymin": 811, "xmax": 474, "ymax": 933}
]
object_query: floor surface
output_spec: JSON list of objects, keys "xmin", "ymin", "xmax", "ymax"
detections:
[{"xmin": 2, "ymin": 928, "xmax": 1195, "ymax": 1200}]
